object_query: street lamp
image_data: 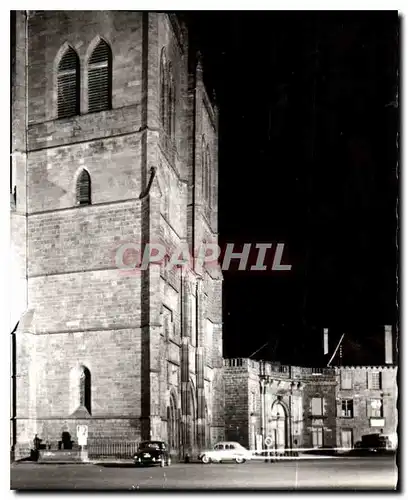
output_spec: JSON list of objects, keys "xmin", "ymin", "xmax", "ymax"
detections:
[{"xmin": 250, "ymin": 413, "xmax": 256, "ymax": 451}]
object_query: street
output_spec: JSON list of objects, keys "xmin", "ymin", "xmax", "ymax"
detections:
[{"xmin": 11, "ymin": 456, "xmax": 398, "ymax": 490}]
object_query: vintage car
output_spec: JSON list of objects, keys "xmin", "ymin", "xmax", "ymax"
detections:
[
  {"xmin": 133, "ymin": 441, "xmax": 171, "ymax": 467},
  {"xmin": 198, "ymin": 441, "xmax": 253, "ymax": 464}
]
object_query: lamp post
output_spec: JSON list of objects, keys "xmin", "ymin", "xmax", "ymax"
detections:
[{"xmin": 250, "ymin": 414, "xmax": 256, "ymax": 451}]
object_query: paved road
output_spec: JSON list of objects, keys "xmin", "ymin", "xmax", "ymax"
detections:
[{"xmin": 11, "ymin": 456, "xmax": 398, "ymax": 490}]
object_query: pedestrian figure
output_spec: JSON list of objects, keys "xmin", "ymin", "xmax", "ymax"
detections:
[
  {"xmin": 32, "ymin": 434, "xmax": 41, "ymax": 461},
  {"xmin": 33, "ymin": 434, "xmax": 41, "ymax": 450}
]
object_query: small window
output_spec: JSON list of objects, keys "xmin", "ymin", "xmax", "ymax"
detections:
[
  {"xmin": 57, "ymin": 47, "xmax": 80, "ymax": 118},
  {"xmin": 341, "ymin": 370, "xmax": 353, "ymax": 389},
  {"xmin": 79, "ymin": 366, "xmax": 91, "ymax": 414},
  {"xmin": 340, "ymin": 399, "xmax": 354, "ymax": 418},
  {"xmin": 88, "ymin": 40, "xmax": 112, "ymax": 113},
  {"xmin": 76, "ymin": 170, "xmax": 91, "ymax": 205},
  {"xmin": 368, "ymin": 371, "xmax": 382, "ymax": 390},
  {"xmin": 367, "ymin": 399, "xmax": 383, "ymax": 418}
]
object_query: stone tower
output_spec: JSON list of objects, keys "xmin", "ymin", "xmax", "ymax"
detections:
[{"xmin": 11, "ymin": 10, "xmax": 224, "ymax": 460}]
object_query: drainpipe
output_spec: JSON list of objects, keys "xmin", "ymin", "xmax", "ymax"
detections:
[{"xmin": 260, "ymin": 379, "xmax": 265, "ymax": 446}]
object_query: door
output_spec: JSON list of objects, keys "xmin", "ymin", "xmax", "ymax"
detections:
[
  {"xmin": 312, "ymin": 427, "xmax": 323, "ymax": 448},
  {"xmin": 275, "ymin": 419, "xmax": 286, "ymax": 451},
  {"xmin": 341, "ymin": 429, "xmax": 353, "ymax": 450}
]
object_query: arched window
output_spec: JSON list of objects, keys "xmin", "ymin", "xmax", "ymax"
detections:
[
  {"xmin": 159, "ymin": 48, "xmax": 175, "ymax": 139},
  {"xmin": 79, "ymin": 366, "xmax": 91, "ymax": 414},
  {"xmin": 168, "ymin": 392, "xmax": 179, "ymax": 452},
  {"xmin": 206, "ymin": 146, "xmax": 211, "ymax": 206},
  {"xmin": 167, "ymin": 68, "xmax": 175, "ymax": 139},
  {"xmin": 88, "ymin": 40, "xmax": 112, "ymax": 113},
  {"xmin": 188, "ymin": 382, "xmax": 197, "ymax": 449},
  {"xmin": 160, "ymin": 49, "xmax": 167, "ymax": 129},
  {"xmin": 76, "ymin": 170, "xmax": 91, "ymax": 205},
  {"xmin": 202, "ymin": 138, "xmax": 208, "ymax": 202},
  {"xmin": 57, "ymin": 47, "xmax": 80, "ymax": 118}
]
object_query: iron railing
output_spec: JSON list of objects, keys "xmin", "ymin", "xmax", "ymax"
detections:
[{"xmin": 87, "ymin": 440, "xmax": 138, "ymax": 459}]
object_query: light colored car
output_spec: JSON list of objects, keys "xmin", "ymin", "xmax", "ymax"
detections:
[{"xmin": 199, "ymin": 441, "xmax": 252, "ymax": 464}]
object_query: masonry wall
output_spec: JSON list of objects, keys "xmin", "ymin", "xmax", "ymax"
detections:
[
  {"xmin": 27, "ymin": 10, "xmax": 144, "ymax": 125},
  {"xmin": 13, "ymin": 10, "xmax": 224, "ymax": 459},
  {"xmin": 301, "ymin": 376, "xmax": 337, "ymax": 449},
  {"xmin": 335, "ymin": 366, "xmax": 398, "ymax": 448},
  {"xmin": 223, "ymin": 360, "xmax": 250, "ymax": 446}
]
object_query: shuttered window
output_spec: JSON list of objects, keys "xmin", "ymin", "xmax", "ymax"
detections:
[
  {"xmin": 368, "ymin": 371, "xmax": 382, "ymax": 390},
  {"xmin": 311, "ymin": 397, "xmax": 324, "ymax": 416},
  {"xmin": 57, "ymin": 47, "xmax": 80, "ymax": 118},
  {"xmin": 341, "ymin": 370, "xmax": 353, "ymax": 389},
  {"xmin": 88, "ymin": 40, "xmax": 112, "ymax": 113},
  {"xmin": 76, "ymin": 170, "xmax": 91, "ymax": 205}
]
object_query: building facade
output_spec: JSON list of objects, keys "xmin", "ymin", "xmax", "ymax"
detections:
[
  {"xmin": 335, "ymin": 366, "xmax": 398, "ymax": 450},
  {"xmin": 224, "ymin": 358, "xmax": 337, "ymax": 451},
  {"xmin": 11, "ymin": 10, "xmax": 224, "ymax": 460},
  {"xmin": 224, "ymin": 354, "xmax": 397, "ymax": 452}
]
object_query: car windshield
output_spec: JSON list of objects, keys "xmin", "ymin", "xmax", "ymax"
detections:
[{"xmin": 139, "ymin": 441, "xmax": 165, "ymax": 450}]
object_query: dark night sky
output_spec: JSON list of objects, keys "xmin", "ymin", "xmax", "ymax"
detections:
[{"xmin": 185, "ymin": 11, "xmax": 399, "ymax": 366}]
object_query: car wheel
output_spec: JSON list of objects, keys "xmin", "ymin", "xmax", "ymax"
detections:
[
  {"xmin": 201, "ymin": 455, "xmax": 211, "ymax": 464},
  {"xmin": 235, "ymin": 457, "xmax": 246, "ymax": 464}
]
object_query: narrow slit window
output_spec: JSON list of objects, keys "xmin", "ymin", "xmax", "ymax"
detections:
[
  {"xmin": 79, "ymin": 366, "xmax": 91, "ymax": 414},
  {"xmin": 88, "ymin": 40, "xmax": 112, "ymax": 113},
  {"xmin": 57, "ymin": 47, "xmax": 80, "ymax": 118},
  {"xmin": 160, "ymin": 49, "xmax": 167, "ymax": 129},
  {"xmin": 76, "ymin": 170, "xmax": 91, "ymax": 205}
]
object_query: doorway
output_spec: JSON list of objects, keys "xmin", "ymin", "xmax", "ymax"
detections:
[
  {"xmin": 269, "ymin": 401, "xmax": 287, "ymax": 451},
  {"xmin": 341, "ymin": 429, "xmax": 353, "ymax": 449}
]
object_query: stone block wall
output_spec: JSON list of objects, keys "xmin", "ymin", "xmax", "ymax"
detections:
[
  {"xmin": 335, "ymin": 366, "xmax": 398, "ymax": 448},
  {"xmin": 11, "ymin": 11, "xmax": 224, "ymax": 460}
]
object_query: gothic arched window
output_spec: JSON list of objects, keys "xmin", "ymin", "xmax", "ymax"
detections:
[
  {"xmin": 57, "ymin": 46, "xmax": 80, "ymax": 118},
  {"xmin": 160, "ymin": 48, "xmax": 167, "ymax": 130},
  {"xmin": 79, "ymin": 366, "xmax": 91, "ymax": 414},
  {"xmin": 88, "ymin": 39, "xmax": 112, "ymax": 113},
  {"xmin": 206, "ymin": 145, "xmax": 211, "ymax": 206},
  {"xmin": 202, "ymin": 138, "xmax": 209, "ymax": 203},
  {"xmin": 167, "ymin": 67, "xmax": 176, "ymax": 139},
  {"xmin": 160, "ymin": 48, "xmax": 175, "ymax": 139},
  {"xmin": 76, "ymin": 169, "xmax": 91, "ymax": 205}
]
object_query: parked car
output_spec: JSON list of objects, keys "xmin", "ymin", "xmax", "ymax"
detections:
[
  {"xmin": 199, "ymin": 441, "xmax": 252, "ymax": 464},
  {"xmin": 133, "ymin": 441, "xmax": 171, "ymax": 467},
  {"xmin": 359, "ymin": 434, "xmax": 391, "ymax": 453}
]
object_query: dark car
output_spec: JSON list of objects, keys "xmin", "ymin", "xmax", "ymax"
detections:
[{"xmin": 133, "ymin": 441, "xmax": 171, "ymax": 467}]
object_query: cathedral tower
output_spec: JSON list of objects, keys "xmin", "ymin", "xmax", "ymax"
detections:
[{"xmin": 11, "ymin": 11, "xmax": 224, "ymax": 460}]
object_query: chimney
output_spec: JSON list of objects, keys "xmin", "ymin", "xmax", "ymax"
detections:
[
  {"xmin": 323, "ymin": 328, "xmax": 329, "ymax": 355},
  {"xmin": 385, "ymin": 325, "xmax": 393, "ymax": 365}
]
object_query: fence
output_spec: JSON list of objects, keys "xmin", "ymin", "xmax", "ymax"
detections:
[{"xmin": 87, "ymin": 440, "xmax": 138, "ymax": 460}]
